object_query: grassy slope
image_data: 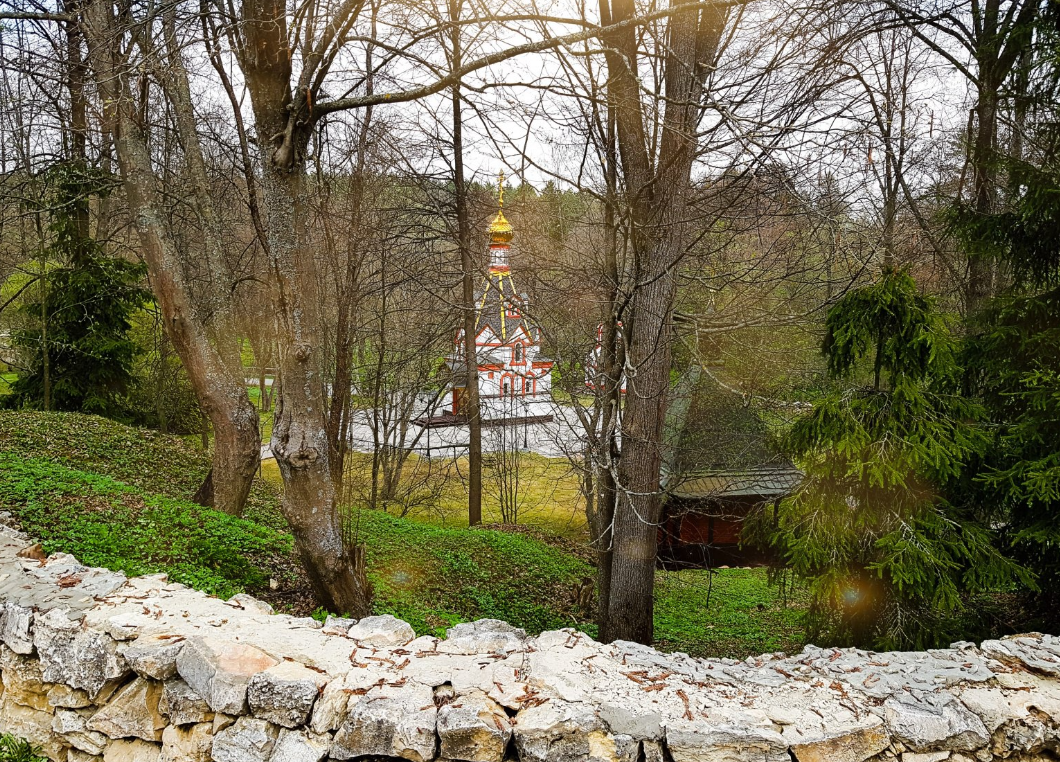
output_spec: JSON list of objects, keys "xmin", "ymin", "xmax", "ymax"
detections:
[{"xmin": 0, "ymin": 410, "xmax": 808, "ymax": 658}]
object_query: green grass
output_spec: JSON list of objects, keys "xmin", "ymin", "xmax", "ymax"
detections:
[
  {"xmin": 654, "ymin": 568, "xmax": 808, "ymax": 658},
  {"xmin": 0, "ymin": 454, "xmax": 294, "ymax": 600},
  {"xmin": 0, "ymin": 410, "xmax": 285, "ymax": 530},
  {"xmin": 0, "ymin": 734, "xmax": 46, "ymax": 762},
  {"xmin": 0, "ymin": 410, "xmax": 809, "ymax": 657}
]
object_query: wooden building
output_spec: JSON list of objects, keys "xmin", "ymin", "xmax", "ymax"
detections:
[{"xmin": 658, "ymin": 368, "xmax": 801, "ymax": 568}]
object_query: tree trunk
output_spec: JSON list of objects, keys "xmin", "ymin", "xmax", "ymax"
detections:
[
  {"xmin": 967, "ymin": 82, "xmax": 998, "ymax": 315},
  {"xmin": 451, "ymin": 0, "xmax": 483, "ymax": 527},
  {"xmin": 81, "ymin": 0, "xmax": 260, "ymax": 517},
  {"xmin": 598, "ymin": 0, "xmax": 724, "ymax": 644}
]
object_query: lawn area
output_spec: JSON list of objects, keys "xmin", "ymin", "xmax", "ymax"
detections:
[
  {"xmin": 263, "ymin": 450, "xmax": 588, "ymax": 537},
  {"xmin": 0, "ymin": 410, "xmax": 809, "ymax": 658}
]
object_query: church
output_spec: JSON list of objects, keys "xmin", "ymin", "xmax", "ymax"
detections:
[{"xmin": 440, "ymin": 177, "xmax": 554, "ymax": 425}]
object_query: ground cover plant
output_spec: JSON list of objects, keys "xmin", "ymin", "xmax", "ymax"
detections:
[
  {"xmin": 0, "ymin": 410, "xmax": 808, "ymax": 657},
  {"xmin": 0, "ymin": 735, "xmax": 45, "ymax": 762}
]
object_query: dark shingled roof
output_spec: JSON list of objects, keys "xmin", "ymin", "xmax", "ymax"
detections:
[
  {"xmin": 475, "ymin": 271, "xmax": 530, "ymax": 342},
  {"xmin": 662, "ymin": 367, "xmax": 800, "ymax": 500}
]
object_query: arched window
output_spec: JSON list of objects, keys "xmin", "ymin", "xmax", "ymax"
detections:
[
  {"xmin": 502, "ymin": 378, "xmax": 512, "ymax": 396},
  {"xmin": 513, "ymin": 344, "xmax": 523, "ymax": 363}
]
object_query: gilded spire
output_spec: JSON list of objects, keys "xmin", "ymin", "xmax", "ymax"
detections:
[{"xmin": 488, "ymin": 171, "xmax": 513, "ymax": 246}]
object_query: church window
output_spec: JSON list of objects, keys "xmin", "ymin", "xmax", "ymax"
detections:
[
  {"xmin": 502, "ymin": 378, "xmax": 512, "ymax": 396},
  {"xmin": 513, "ymin": 344, "xmax": 523, "ymax": 363}
]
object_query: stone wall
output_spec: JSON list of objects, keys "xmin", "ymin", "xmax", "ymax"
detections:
[{"xmin": 0, "ymin": 526, "xmax": 1058, "ymax": 762}]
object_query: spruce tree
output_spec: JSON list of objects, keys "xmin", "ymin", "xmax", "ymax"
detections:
[
  {"xmin": 6, "ymin": 162, "xmax": 147, "ymax": 417},
  {"xmin": 759, "ymin": 268, "xmax": 1028, "ymax": 649}
]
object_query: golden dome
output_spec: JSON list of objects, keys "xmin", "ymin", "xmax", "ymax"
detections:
[{"xmin": 489, "ymin": 209, "xmax": 513, "ymax": 245}]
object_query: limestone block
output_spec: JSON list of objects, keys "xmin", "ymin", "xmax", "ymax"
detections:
[
  {"xmin": 87, "ymin": 677, "xmax": 166, "ymax": 742},
  {"xmin": 321, "ymin": 616, "xmax": 357, "ymax": 636},
  {"xmin": 175, "ymin": 636, "xmax": 278, "ymax": 715},
  {"xmin": 159, "ymin": 678, "xmax": 213, "ymax": 727},
  {"xmin": 119, "ymin": 633, "xmax": 185, "ymax": 680},
  {"xmin": 346, "ymin": 615, "xmax": 415, "ymax": 647},
  {"xmin": 212, "ymin": 716, "xmax": 279, "ymax": 762},
  {"xmin": 884, "ymin": 694, "xmax": 989, "ymax": 752},
  {"xmin": 268, "ymin": 727, "xmax": 330, "ymax": 762},
  {"xmin": 0, "ymin": 697, "xmax": 67, "ymax": 760},
  {"xmin": 227, "ymin": 594, "xmax": 273, "ymax": 617},
  {"xmin": 901, "ymin": 753, "xmax": 952, "ymax": 762},
  {"xmin": 437, "ymin": 690, "xmax": 512, "ymax": 762},
  {"xmin": 308, "ymin": 678, "xmax": 348, "ymax": 734},
  {"xmin": 790, "ymin": 722, "xmax": 890, "ymax": 762},
  {"xmin": 0, "ymin": 647, "xmax": 52, "ymax": 712},
  {"xmin": 67, "ymin": 749, "xmax": 102, "ymax": 762},
  {"xmin": 331, "ymin": 681, "xmax": 437, "ymax": 761},
  {"xmin": 53, "ymin": 707, "xmax": 108, "ymax": 755},
  {"xmin": 664, "ymin": 720, "xmax": 790, "ymax": 762},
  {"xmin": 1, "ymin": 601, "xmax": 34, "ymax": 655},
  {"xmin": 514, "ymin": 699, "xmax": 625, "ymax": 762},
  {"xmin": 441, "ymin": 620, "xmax": 527, "ymax": 655},
  {"xmin": 34, "ymin": 608, "xmax": 129, "ymax": 698},
  {"xmin": 102, "ymin": 738, "xmax": 162, "ymax": 762},
  {"xmin": 160, "ymin": 722, "xmax": 213, "ymax": 762},
  {"xmin": 48, "ymin": 684, "xmax": 93, "ymax": 709},
  {"xmin": 247, "ymin": 660, "xmax": 326, "ymax": 728}
]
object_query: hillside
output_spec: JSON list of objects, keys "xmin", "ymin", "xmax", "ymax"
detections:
[{"xmin": 0, "ymin": 410, "xmax": 808, "ymax": 657}]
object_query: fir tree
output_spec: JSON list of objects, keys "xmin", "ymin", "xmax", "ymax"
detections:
[
  {"xmin": 960, "ymin": 8, "xmax": 1060, "ymax": 622},
  {"xmin": 757, "ymin": 268, "xmax": 1028, "ymax": 649},
  {"xmin": 6, "ymin": 162, "xmax": 148, "ymax": 417}
]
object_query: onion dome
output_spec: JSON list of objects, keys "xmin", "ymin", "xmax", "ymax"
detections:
[{"xmin": 489, "ymin": 208, "xmax": 514, "ymax": 245}]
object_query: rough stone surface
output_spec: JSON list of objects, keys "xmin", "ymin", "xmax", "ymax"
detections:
[
  {"xmin": 345, "ymin": 614, "xmax": 415, "ymax": 647},
  {"xmin": 211, "ymin": 716, "xmax": 278, "ymax": 762},
  {"xmin": 437, "ymin": 689, "xmax": 511, "ymax": 762},
  {"xmin": 269, "ymin": 727, "xmax": 330, "ymax": 762},
  {"xmin": 159, "ymin": 678, "xmax": 213, "ymax": 727},
  {"xmin": 87, "ymin": 677, "xmax": 166, "ymax": 742},
  {"xmin": 119, "ymin": 633, "xmax": 185, "ymax": 681},
  {"xmin": 159, "ymin": 722, "xmax": 213, "ymax": 762},
  {"xmin": 0, "ymin": 526, "xmax": 1060, "ymax": 761},
  {"xmin": 247, "ymin": 660, "xmax": 326, "ymax": 728},
  {"xmin": 175, "ymin": 636, "xmax": 277, "ymax": 715},
  {"xmin": 331, "ymin": 680, "xmax": 437, "ymax": 761}
]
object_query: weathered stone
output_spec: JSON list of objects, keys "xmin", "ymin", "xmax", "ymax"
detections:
[
  {"xmin": 34, "ymin": 608, "xmax": 129, "ymax": 698},
  {"xmin": 101, "ymin": 738, "xmax": 161, "ymax": 762},
  {"xmin": 331, "ymin": 681, "xmax": 437, "ymax": 761},
  {"xmin": 54, "ymin": 707, "xmax": 109, "ymax": 755},
  {"xmin": 321, "ymin": 616, "xmax": 356, "ymax": 635},
  {"xmin": 212, "ymin": 716, "xmax": 279, "ymax": 762},
  {"xmin": 247, "ymin": 660, "xmax": 326, "ymax": 728},
  {"xmin": 0, "ymin": 697, "xmax": 67, "ymax": 760},
  {"xmin": 665, "ymin": 720, "xmax": 790, "ymax": 762},
  {"xmin": 345, "ymin": 615, "xmax": 415, "ymax": 647},
  {"xmin": 87, "ymin": 677, "xmax": 166, "ymax": 742},
  {"xmin": 175, "ymin": 636, "xmax": 278, "ymax": 715},
  {"xmin": 791, "ymin": 722, "xmax": 890, "ymax": 762},
  {"xmin": 308, "ymin": 677, "xmax": 348, "ymax": 734},
  {"xmin": 0, "ymin": 647, "xmax": 52, "ymax": 712},
  {"xmin": 227, "ymin": 594, "xmax": 273, "ymax": 617},
  {"xmin": 119, "ymin": 633, "xmax": 185, "ymax": 680},
  {"xmin": 159, "ymin": 722, "xmax": 213, "ymax": 762},
  {"xmin": 67, "ymin": 749, "xmax": 102, "ymax": 762},
  {"xmin": 514, "ymin": 699, "xmax": 624, "ymax": 762},
  {"xmin": 437, "ymin": 690, "xmax": 511, "ymax": 762},
  {"xmin": 48, "ymin": 684, "xmax": 93, "ymax": 709},
  {"xmin": 1, "ymin": 601, "xmax": 34, "ymax": 655},
  {"xmin": 159, "ymin": 678, "xmax": 213, "ymax": 727},
  {"xmin": 884, "ymin": 694, "xmax": 989, "ymax": 752},
  {"xmin": 442, "ymin": 619, "xmax": 526, "ymax": 655},
  {"xmin": 901, "ymin": 753, "xmax": 952, "ymax": 762},
  {"xmin": 268, "ymin": 727, "xmax": 330, "ymax": 762}
]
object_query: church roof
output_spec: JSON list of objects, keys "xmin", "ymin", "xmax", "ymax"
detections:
[{"xmin": 475, "ymin": 269, "xmax": 530, "ymax": 342}]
